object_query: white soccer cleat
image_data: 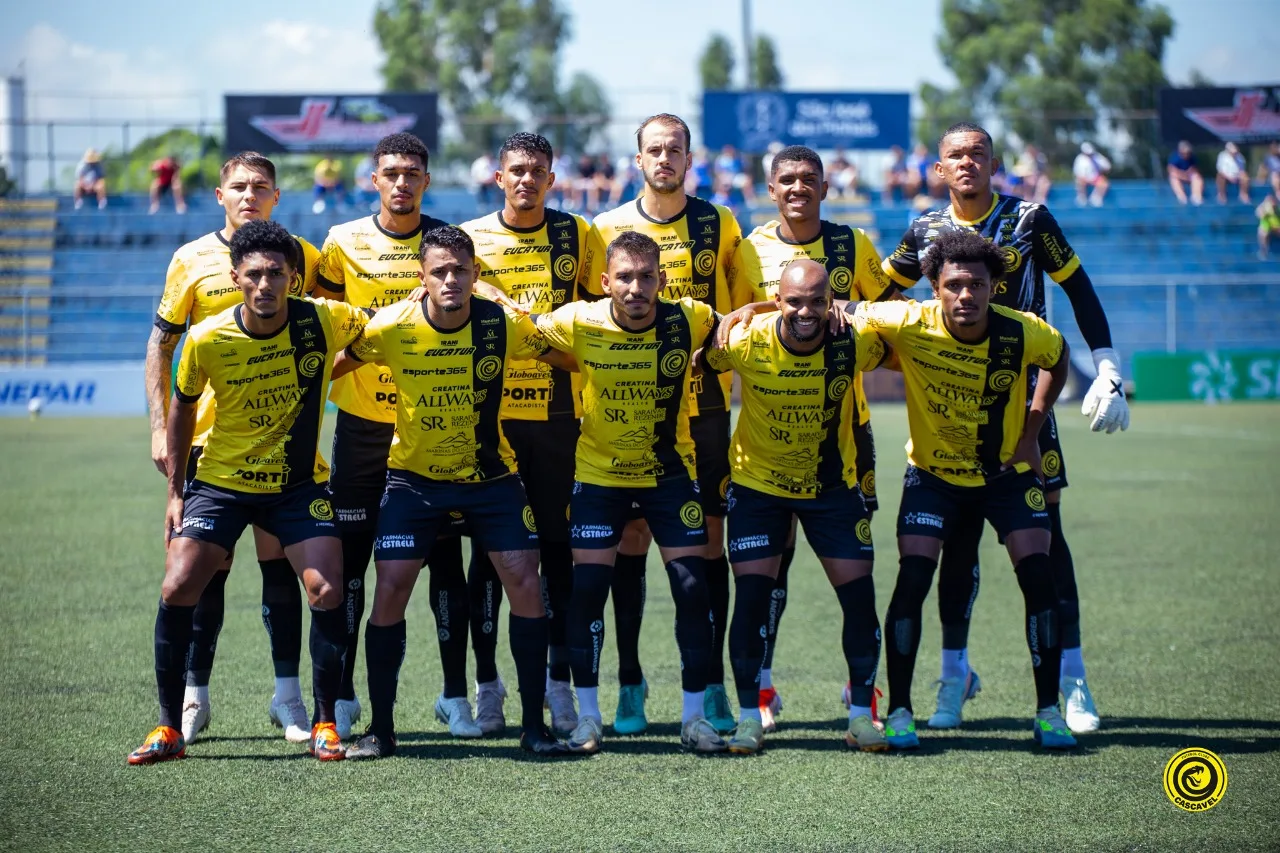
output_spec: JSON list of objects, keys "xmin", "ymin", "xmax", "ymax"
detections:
[
  {"xmin": 435, "ymin": 695, "xmax": 484, "ymax": 738},
  {"xmin": 475, "ymin": 678, "xmax": 508, "ymax": 736},
  {"xmin": 1061, "ymin": 677, "xmax": 1101, "ymax": 733},
  {"xmin": 567, "ymin": 715, "xmax": 604, "ymax": 754},
  {"xmin": 545, "ymin": 679, "xmax": 578, "ymax": 737},
  {"xmin": 181, "ymin": 699, "xmax": 210, "ymax": 745},
  {"xmin": 268, "ymin": 694, "xmax": 312, "ymax": 744},
  {"xmin": 680, "ymin": 715, "xmax": 728, "ymax": 753},
  {"xmin": 335, "ymin": 697, "xmax": 362, "ymax": 740},
  {"xmin": 927, "ymin": 670, "xmax": 983, "ymax": 729}
]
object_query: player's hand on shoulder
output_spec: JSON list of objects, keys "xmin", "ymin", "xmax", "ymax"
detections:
[
  {"xmin": 1081, "ymin": 347, "xmax": 1130, "ymax": 434},
  {"xmin": 716, "ymin": 302, "xmax": 768, "ymax": 348}
]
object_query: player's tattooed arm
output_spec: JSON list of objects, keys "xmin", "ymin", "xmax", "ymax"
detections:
[
  {"xmin": 164, "ymin": 396, "xmax": 197, "ymax": 542},
  {"xmin": 145, "ymin": 325, "xmax": 181, "ymax": 475}
]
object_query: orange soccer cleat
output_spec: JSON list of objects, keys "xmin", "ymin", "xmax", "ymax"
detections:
[
  {"xmin": 127, "ymin": 726, "xmax": 186, "ymax": 765},
  {"xmin": 309, "ymin": 722, "xmax": 345, "ymax": 761}
]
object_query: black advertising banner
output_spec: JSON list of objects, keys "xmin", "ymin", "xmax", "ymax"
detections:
[
  {"xmin": 224, "ymin": 94, "xmax": 439, "ymax": 153},
  {"xmin": 1158, "ymin": 85, "xmax": 1280, "ymax": 145}
]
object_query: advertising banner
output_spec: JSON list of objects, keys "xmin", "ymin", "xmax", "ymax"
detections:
[
  {"xmin": 702, "ymin": 91, "xmax": 910, "ymax": 152},
  {"xmin": 1132, "ymin": 350, "xmax": 1280, "ymax": 402},
  {"xmin": 224, "ymin": 94, "xmax": 439, "ymax": 153},
  {"xmin": 0, "ymin": 363, "xmax": 146, "ymax": 416},
  {"xmin": 1158, "ymin": 86, "xmax": 1280, "ymax": 145}
]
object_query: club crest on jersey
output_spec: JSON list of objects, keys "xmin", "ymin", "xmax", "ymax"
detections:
[
  {"xmin": 476, "ymin": 356, "xmax": 503, "ymax": 382},
  {"xmin": 660, "ymin": 350, "xmax": 689, "ymax": 378},
  {"xmin": 297, "ymin": 351, "xmax": 325, "ymax": 378},
  {"xmin": 1025, "ymin": 487, "xmax": 1046, "ymax": 511},
  {"xmin": 827, "ymin": 375, "xmax": 852, "ymax": 401},
  {"xmin": 694, "ymin": 249, "xmax": 717, "ymax": 276},
  {"xmin": 679, "ymin": 501, "xmax": 704, "ymax": 529},
  {"xmin": 830, "ymin": 267, "xmax": 853, "ymax": 294},
  {"xmin": 554, "ymin": 255, "xmax": 577, "ymax": 281},
  {"xmin": 309, "ymin": 499, "xmax": 335, "ymax": 521},
  {"xmin": 1000, "ymin": 245, "xmax": 1022, "ymax": 273},
  {"xmin": 988, "ymin": 369, "xmax": 1018, "ymax": 392}
]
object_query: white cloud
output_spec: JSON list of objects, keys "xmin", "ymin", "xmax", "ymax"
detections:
[{"xmin": 201, "ymin": 20, "xmax": 382, "ymax": 93}]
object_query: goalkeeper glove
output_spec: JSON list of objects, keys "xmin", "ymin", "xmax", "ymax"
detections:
[{"xmin": 1081, "ymin": 347, "xmax": 1130, "ymax": 433}]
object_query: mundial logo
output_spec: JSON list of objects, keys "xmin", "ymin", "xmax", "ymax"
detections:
[{"xmin": 249, "ymin": 98, "xmax": 418, "ymax": 149}]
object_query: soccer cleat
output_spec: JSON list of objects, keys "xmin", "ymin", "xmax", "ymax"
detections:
[
  {"xmin": 759, "ymin": 686, "xmax": 783, "ymax": 733},
  {"xmin": 613, "ymin": 681, "xmax": 648, "ymax": 735},
  {"xmin": 927, "ymin": 670, "xmax": 983, "ymax": 729},
  {"xmin": 545, "ymin": 679, "xmax": 578, "ymax": 737},
  {"xmin": 475, "ymin": 678, "xmax": 507, "ymax": 736},
  {"xmin": 308, "ymin": 722, "xmax": 345, "ymax": 761},
  {"xmin": 268, "ymin": 694, "xmax": 312, "ymax": 744},
  {"xmin": 1061, "ymin": 677, "xmax": 1101, "ymax": 733},
  {"xmin": 681, "ymin": 715, "xmax": 728, "ymax": 753},
  {"xmin": 335, "ymin": 697, "xmax": 362, "ymax": 740},
  {"xmin": 703, "ymin": 683, "xmax": 736, "ymax": 734},
  {"xmin": 567, "ymin": 716, "xmax": 604, "ymax": 754},
  {"xmin": 127, "ymin": 726, "xmax": 186, "ymax": 765},
  {"xmin": 181, "ymin": 699, "xmax": 210, "ymax": 745},
  {"xmin": 845, "ymin": 714, "xmax": 889, "ymax": 752},
  {"xmin": 727, "ymin": 718, "xmax": 765, "ymax": 755},
  {"xmin": 435, "ymin": 695, "xmax": 484, "ymax": 738},
  {"xmin": 345, "ymin": 730, "xmax": 396, "ymax": 760},
  {"xmin": 520, "ymin": 724, "xmax": 573, "ymax": 757},
  {"xmin": 884, "ymin": 708, "xmax": 920, "ymax": 749},
  {"xmin": 1033, "ymin": 707, "xmax": 1078, "ymax": 750}
]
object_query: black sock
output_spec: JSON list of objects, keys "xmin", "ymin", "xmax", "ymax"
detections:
[
  {"xmin": 1047, "ymin": 503, "xmax": 1081, "ymax": 650},
  {"xmin": 155, "ymin": 601, "xmax": 195, "ymax": 730},
  {"xmin": 665, "ymin": 556, "xmax": 711, "ymax": 693},
  {"xmin": 568, "ymin": 563, "xmax": 612, "ymax": 689},
  {"xmin": 467, "ymin": 544, "xmax": 503, "ymax": 685},
  {"xmin": 309, "ymin": 605, "xmax": 347, "ymax": 724},
  {"xmin": 938, "ymin": 520, "xmax": 982, "ymax": 652},
  {"xmin": 705, "ymin": 553, "xmax": 730, "ymax": 684},
  {"xmin": 365, "ymin": 620, "xmax": 407, "ymax": 738},
  {"xmin": 884, "ymin": 555, "xmax": 937, "ymax": 715},
  {"xmin": 428, "ymin": 540, "xmax": 469, "ymax": 698},
  {"xmin": 509, "ymin": 614, "xmax": 550, "ymax": 730},
  {"xmin": 540, "ymin": 541, "xmax": 574, "ymax": 683},
  {"xmin": 339, "ymin": 530, "xmax": 375, "ymax": 701},
  {"xmin": 729, "ymin": 574, "xmax": 775, "ymax": 711},
  {"xmin": 611, "ymin": 552, "xmax": 646, "ymax": 686},
  {"xmin": 1014, "ymin": 553, "xmax": 1063, "ymax": 710},
  {"xmin": 835, "ymin": 575, "xmax": 881, "ymax": 709},
  {"xmin": 185, "ymin": 571, "xmax": 227, "ymax": 688},
  {"xmin": 761, "ymin": 546, "xmax": 793, "ymax": 671},
  {"xmin": 259, "ymin": 558, "xmax": 302, "ymax": 679}
]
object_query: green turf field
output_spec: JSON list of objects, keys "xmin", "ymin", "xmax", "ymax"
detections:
[{"xmin": 1, "ymin": 403, "xmax": 1278, "ymax": 851}]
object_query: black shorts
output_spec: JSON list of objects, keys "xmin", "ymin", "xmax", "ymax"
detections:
[
  {"xmin": 691, "ymin": 411, "xmax": 731, "ymax": 517},
  {"xmin": 185, "ymin": 446, "xmax": 204, "ymax": 492},
  {"xmin": 374, "ymin": 470, "xmax": 536, "ymax": 561},
  {"xmin": 570, "ymin": 474, "xmax": 708, "ymax": 551},
  {"xmin": 727, "ymin": 481, "xmax": 873, "ymax": 563},
  {"xmin": 503, "ymin": 417, "xmax": 578, "ymax": 543},
  {"xmin": 853, "ymin": 419, "xmax": 878, "ymax": 512},
  {"xmin": 1039, "ymin": 409, "xmax": 1068, "ymax": 493},
  {"xmin": 897, "ymin": 466, "xmax": 1050, "ymax": 541},
  {"xmin": 177, "ymin": 479, "xmax": 336, "ymax": 553},
  {"xmin": 329, "ymin": 410, "xmax": 394, "ymax": 532}
]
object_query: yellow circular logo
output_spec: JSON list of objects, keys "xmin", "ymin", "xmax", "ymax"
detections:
[
  {"xmin": 1000, "ymin": 245, "xmax": 1022, "ymax": 272},
  {"xmin": 830, "ymin": 267, "xmax": 853, "ymax": 294},
  {"xmin": 718, "ymin": 475, "xmax": 730, "ymax": 500},
  {"xmin": 476, "ymin": 355, "xmax": 503, "ymax": 382},
  {"xmin": 679, "ymin": 501, "xmax": 704, "ymax": 529},
  {"xmin": 449, "ymin": 510, "xmax": 464, "ymax": 519},
  {"xmin": 1163, "ymin": 748, "xmax": 1227, "ymax": 812},
  {"xmin": 989, "ymin": 369, "xmax": 1018, "ymax": 392},
  {"xmin": 522, "ymin": 506, "xmax": 537, "ymax": 532},
  {"xmin": 860, "ymin": 469, "xmax": 876, "ymax": 497},
  {"xmin": 694, "ymin": 249, "xmax": 717, "ymax": 277},
  {"xmin": 554, "ymin": 255, "xmax": 577, "ymax": 282},
  {"xmin": 298, "ymin": 351, "xmax": 325, "ymax": 378},
  {"xmin": 855, "ymin": 518, "xmax": 872, "ymax": 544},
  {"xmin": 660, "ymin": 349, "xmax": 689, "ymax": 378},
  {"xmin": 828, "ymin": 375, "xmax": 852, "ymax": 401},
  {"xmin": 308, "ymin": 498, "xmax": 334, "ymax": 521},
  {"xmin": 1041, "ymin": 450, "xmax": 1062, "ymax": 478},
  {"xmin": 1025, "ymin": 487, "xmax": 1046, "ymax": 511}
]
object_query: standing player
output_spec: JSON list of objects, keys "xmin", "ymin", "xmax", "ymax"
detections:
[
  {"xmin": 459, "ymin": 132, "xmax": 590, "ymax": 736},
  {"xmin": 582, "ymin": 114, "xmax": 742, "ymax": 734},
  {"xmin": 316, "ymin": 133, "xmax": 466, "ymax": 739},
  {"xmin": 882, "ymin": 122, "xmax": 1129, "ymax": 733},
  {"xmin": 729, "ymin": 144, "xmax": 896, "ymax": 731},
  {"xmin": 128, "ymin": 220, "xmax": 368, "ymax": 764},
  {"xmin": 863, "ymin": 229, "xmax": 1077, "ymax": 750},
  {"xmin": 144, "ymin": 152, "xmax": 332, "ymax": 746},
  {"xmin": 537, "ymin": 232, "xmax": 726, "ymax": 755},
  {"xmin": 699, "ymin": 259, "xmax": 888, "ymax": 755},
  {"xmin": 338, "ymin": 226, "xmax": 575, "ymax": 758}
]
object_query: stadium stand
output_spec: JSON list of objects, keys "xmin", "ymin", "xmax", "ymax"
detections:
[{"xmin": 0, "ymin": 198, "xmax": 54, "ymax": 365}]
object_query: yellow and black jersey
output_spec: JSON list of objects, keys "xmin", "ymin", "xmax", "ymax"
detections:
[
  {"xmin": 704, "ymin": 313, "xmax": 887, "ymax": 498},
  {"xmin": 730, "ymin": 220, "xmax": 894, "ymax": 426},
  {"xmin": 855, "ymin": 300, "xmax": 1064, "ymax": 487},
  {"xmin": 583, "ymin": 197, "xmax": 741, "ymax": 417},
  {"xmin": 536, "ymin": 296, "xmax": 716, "ymax": 488},
  {"xmin": 459, "ymin": 209, "xmax": 588, "ymax": 421},
  {"xmin": 174, "ymin": 297, "xmax": 367, "ymax": 494},
  {"xmin": 156, "ymin": 230, "xmax": 321, "ymax": 445},
  {"xmin": 347, "ymin": 296, "xmax": 548, "ymax": 483},
  {"xmin": 318, "ymin": 213, "xmax": 449, "ymax": 423},
  {"xmin": 882, "ymin": 194, "xmax": 1082, "ymax": 319}
]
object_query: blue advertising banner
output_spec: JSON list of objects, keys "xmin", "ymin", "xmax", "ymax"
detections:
[{"xmin": 702, "ymin": 91, "xmax": 911, "ymax": 152}]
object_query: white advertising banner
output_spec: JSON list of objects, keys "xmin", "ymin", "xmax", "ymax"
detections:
[{"xmin": 0, "ymin": 362, "xmax": 146, "ymax": 416}]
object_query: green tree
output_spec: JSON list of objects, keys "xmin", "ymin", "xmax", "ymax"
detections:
[
  {"xmin": 95, "ymin": 128, "xmax": 221, "ymax": 193},
  {"xmin": 699, "ymin": 34, "xmax": 736, "ymax": 92},
  {"xmin": 751, "ymin": 35, "xmax": 783, "ymax": 89},
  {"xmin": 926, "ymin": 0, "xmax": 1174, "ymax": 177}
]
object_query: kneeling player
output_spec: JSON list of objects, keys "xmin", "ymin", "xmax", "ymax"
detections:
[
  {"xmin": 857, "ymin": 229, "xmax": 1077, "ymax": 750},
  {"xmin": 699, "ymin": 259, "xmax": 889, "ymax": 754},
  {"xmin": 128, "ymin": 220, "xmax": 368, "ymax": 764}
]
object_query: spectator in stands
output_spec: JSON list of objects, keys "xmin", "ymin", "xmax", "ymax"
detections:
[
  {"xmin": 882, "ymin": 144, "xmax": 910, "ymax": 203},
  {"xmin": 905, "ymin": 143, "xmax": 935, "ymax": 199},
  {"xmin": 686, "ymin": 148, "xmax": 713, "ymax": 197},
  {"xmin": 608, "ymin": 150, "xmax": 640, "ymax": 206},
  {"xmin": 551, "ymin": 151, "xmax": 574, "ymax": 208},
  {"xmin": 1257, "ymin": 193, "xmax": 1280, "ymax": 260},
  {"xmin": 574, "ymin": 153, "xmax": 599, "ymax": 212},
  {"xmin": 761, "ymin": 141, "xmax": 783, "ymax": 179},
  {"xmin": 73, "ymin": 148, "xmax": 107, "ymax": 210},
  {"xmin": 593, "ymin": 154, "xmax": 615, "ymax": 214},
  {"xmin": 470, "ymin": 151, "xmax": 497, "ymax": 209},
  {"xmin": 829, "ymin": 147, "xmax": 859, "ymax": 199},
  {"xmin": 353, "ymin": 154, "xmax": 378, "ymax": 212},
  {"xmin": 311, "ymin": 156, "xmax": 343, "ymax": 213},
  {"xmin": 1215, "ymin": 142, "xmax": 1251, "ymax": 204},
  {"xmin": 1257, "ymin": 142, "xmax": 1280, "ymax": 197},
  {"xmin": 1072, "ymin": 142, "xmax": 1111, "ymax": 207},
  {"xmin": 714, "ymin": 144, "xmax": 756, "ymax": 204},
  {"xmin": 1012, "ymin": 143, "xmax": 1051, "ymax": 203},
  {"xmin": 148, "ymin": 155, "xmax": 187, "ymax": 214},
  {"xmin": 1166, "ymin": 140, "xmax": 1204, "ymax": 206}
]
